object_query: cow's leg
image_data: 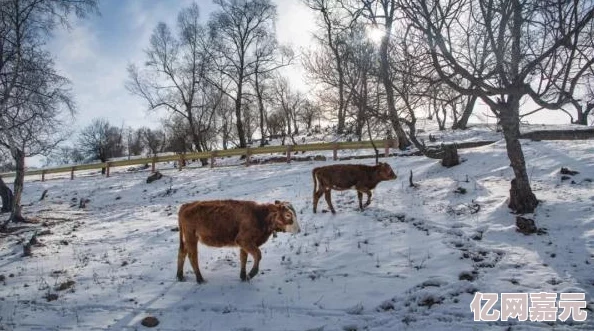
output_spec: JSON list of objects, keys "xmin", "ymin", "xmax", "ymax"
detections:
[
  {"xmin": 364, "ymin": 190, "xmax": 372, "ymax": 207},
  {"xmin": 186, "ymin": 236, "xmax": 205, "ymax": 283},
  {"xmin": 237, "ymin": 242, "xmax": 262, "ymax": 280},
  {"xmin": 176, "ymin": 234, "xmax": 188, "ymax": 281},
  {"xmin": 357, "ymin": 191, "xmax": 364, "ymax": 210},
  {"xmin": 239, "ymin": 248, "xmax": 248, "ymax": 281},
  {"xmin": 246, "ymin": 246, "xmax": 262, "ymax": 279},
  {"xmin": 324, "ymin": 189, "xmax": 336, "ymax": 214},
  {"xmin": 313, "ymin": 188, "xmax": 324, "ymax": 213}
]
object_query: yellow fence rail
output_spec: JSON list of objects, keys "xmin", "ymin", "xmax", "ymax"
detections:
[{"xmin": 0, "ymin": 139, "xmax": 396, "ymax": 181}]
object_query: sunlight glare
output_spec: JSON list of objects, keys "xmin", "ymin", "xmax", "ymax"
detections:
[{"xmin": 366, "ymin": 26, "xmax": 385, "ymax": 44}]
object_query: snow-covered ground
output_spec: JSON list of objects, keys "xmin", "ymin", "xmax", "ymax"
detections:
[{"xmin": 1, "ymin": 137, "xmax": 593, "ymax": 330}]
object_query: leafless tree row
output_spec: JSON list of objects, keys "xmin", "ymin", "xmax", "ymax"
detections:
[
  {"xmin": 120, "ymin": 0, "xmax": 323, "ymax": 158},
  {"xmin": 302, "ymin": 0, "xmax": 594, "ymax": 214}
]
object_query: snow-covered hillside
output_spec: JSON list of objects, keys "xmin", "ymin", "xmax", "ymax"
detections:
[{"xmin": 1, "ymin": 138, "xmax": 593, "ymax": 330}]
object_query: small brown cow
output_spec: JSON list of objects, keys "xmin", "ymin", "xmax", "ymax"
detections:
[
  {"xmin": 177, "ymin": 199, "xmax": 300, "ymax": 283},
  {"xmin": 312, "ymin": 162, "xmax": 397, "ymax": 214}
]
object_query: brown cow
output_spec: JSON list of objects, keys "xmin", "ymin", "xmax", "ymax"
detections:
[
  {"xmin": 312, "ymin": 162, "xmax": 397, "ymax": 214},
  {"xmin": 177, "ymin": 199, "xmax": 300, "ymax": 283}
]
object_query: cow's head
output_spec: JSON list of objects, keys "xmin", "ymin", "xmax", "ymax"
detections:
[
  {"xmin": 272, "ymin": 200, "xmax": 300, "ymax": 234},
  {"xmin": 377, "ymin": 162, "xmax": 397, "ymax": 180}
]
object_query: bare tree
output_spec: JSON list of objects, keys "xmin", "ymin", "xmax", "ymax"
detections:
[
  {"xmin": 250, "ymin": 26, "xmax": 293, "ymax": 146},
  {"xmin": 126, "ymin": 127, "xmax": 144, "ymax": 157},
  {"xmin": 0, "ymin": 0, "xmax": 96, "ymax": 228},
  {"xmin": 266, "ymin": 110, "xmax": 286, "ymax": 139},
  {"xmin": 209, "ymin": 0, "xmax": 278, "ymax": 149},
  {"xmin": 140, "ymin": 128, "xmax": 165, "ymax": 157},
  {"xmin": 339, "ymin": 0, "xmax": 411, "ymax": 149},
  {"xmin": 341, "ymin": 23, "xmax": 377, "ymax": 141},
  {"xmin": 214, "ymin": 96, "xmax": 237, "ymax": 150},
  {"xmin": 272, "ymin": 75, "xmax": 304, "ymax": 142},
  {"xmin": 46, "ymin": 146, "xmax": 86, "ymax": 166},
  {"xmin": 77, "ymin": 118, "xmax": 125, "ymax": 173},
  {"xmin": 298, "ymin": 99, "xmax": 322, "ymax": 132},
  {"xmin": 162, "ymin": 114, "xmax": 193, "ymax": 153},
  {"xmin": 567, "ymin": 68, "xmax": 594, "ymax": 125},
  {"xmin": 399, "ymin": 0, "xmax": 594, "ymax": 213},
  {"xmin": 303, "ymin": 0, "xmax": 350, "ymax": 134},
  {"xmin": 127, "ymin": 3, "xmax": 218, "ymax": 165}
]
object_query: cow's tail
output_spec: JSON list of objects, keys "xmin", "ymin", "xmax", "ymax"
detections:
[
  {"xmin": 176, "ymin": 204, "xmax": 188, "ymax": 281},
  {"xmin": 178, "ymin": 204, "xmax": 188, "ymax": 252},
  {"xmin": 312, "ymin": 168, "xmax": 318, "ymax": 198},
  {"xmin": 178, "ymin": 222, "xmax": 184, "ymax": 251}
]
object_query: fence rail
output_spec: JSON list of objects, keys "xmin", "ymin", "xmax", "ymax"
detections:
[{"xmin": 0, "ymin": 139, "xmax": 396, "ymax": 181}]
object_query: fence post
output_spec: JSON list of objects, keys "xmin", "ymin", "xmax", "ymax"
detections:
[
  {"xmin": 70, "ymin": 167, "xmax": 75, "ymax": 180},
  {"xmin": 41, "ymin": 170, "xmax": 46, "ymax": 182},
  {"xmin": 106, "ymin": 162, "xmax": 111, "ymax": 178},
  {"xmin": 333, "ymin": 143, "xmax": 339, "ymax": 161},
  {"xmin": 152, "ymin": 156, "xmax": 156, "ymax": 173},
  {"xmin": 178, "ymin": 153, "xmax": 184, "ymax": 171},
  {"xmin": 245, "ymin": 148, "xmax": 251, "ymax": 167},
  {"xmin": 210, "ymin": 151, "xmax": 215, "ymax": 169},
  {"xmin": 286, "ymin": 145, "xmax": 292, "ymax": 163}
]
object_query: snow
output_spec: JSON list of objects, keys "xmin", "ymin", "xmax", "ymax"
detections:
[{"xmin": 1, "ymin": 136, "xmax": 593, "ymax": 330}]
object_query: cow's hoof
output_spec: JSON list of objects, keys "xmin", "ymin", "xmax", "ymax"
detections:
[
  {"xmin": 248, "ymin": 268, "xmax": 259, "ymax": 279},
  {"xmin": 196, "ymin": 277, "xmax": 205, "ymax": 284},
  {"xmin": 176, "ymin": 272, "xmax": 185, "ymax": 281}
]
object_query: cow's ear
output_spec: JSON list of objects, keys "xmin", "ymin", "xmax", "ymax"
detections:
[{"xmin": 275, "ymin": 200, "xmax": 281, "ymax": 205}]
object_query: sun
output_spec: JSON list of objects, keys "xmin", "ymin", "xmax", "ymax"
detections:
[{"xmin": 366, "ymin": 25, "xmax": 385, "ymax": 44}]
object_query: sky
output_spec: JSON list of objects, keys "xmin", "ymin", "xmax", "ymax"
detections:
[
  {"xmin": 45, "ymin": 0, "xmax": 581, "ymax": 140},
  {"xmin": 47, "ymin": 0, "xmax": 317, "ymax": 132}
]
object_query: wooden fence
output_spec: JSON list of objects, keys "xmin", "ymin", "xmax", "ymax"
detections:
[{"xmin": 0, "ymin": 139, "xmax": 396, "ymax": 181}]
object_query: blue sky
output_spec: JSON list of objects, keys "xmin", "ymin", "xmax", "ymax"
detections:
[{"xmin": 48, "ymin": 0, "xmax": 315, "ymax": 131}]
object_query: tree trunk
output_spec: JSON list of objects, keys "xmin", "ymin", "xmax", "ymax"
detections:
[
  {"xmin": 10, "ymin": 148, "xmax": 26, "ymax": 223},
  {"xmin": 0, "ymin": 176, "xmax": 13, "ymax": 213},
  {"xmin": 574, "ymin": 102, "xmax": 593, "ymax": 125},
  {"xmin": 379, "ymin": 35, "xmax": 410, "ymax": 150},
  {"xmin": 285, "ymin": 113, "xmax": 292, "ymax": 138},
  {"xmin": 187, "ymin": 112, "xmax": 208, "ymax": 166},
  {"xmin": 235, "ymin": 76, "xmax": 247, "ymax": 149},
  {"xmin": 100, "ymin": 156, "xmax": 107, "ymax": 175},
  {"xmin": 292, "ymin": 112, "xmax": 299, "ymax": 135},
  {"xmin": 499, "ymin": 100, "xmax": 538, "ymax": 214},
  {"xmin": 336, "ymin": 62, "xmax": 345, "ymax": 134},
  {"xmin": 355, "ymin": 102, "xmax": 364, "ymax": 141},
  {"xmin": 190, "ymin": 132, "xmax": 208, "ymax": 166},
  {"xmin": 355, "ymin": 71, "xmax": 368, "ymax": 141},
  {"xmin": 434, "ymin": 106, "xmax": 446, "ymax": 130},
  {"xmin": 255, "ymin": 74, "xmax": 267, "ymax": 147},
  {"xmin": 452, "ymin": 95, "xmax": 477, "ymax": 130},
  {"xmin": 441, "ymin": 144, "xmax": 460, "ymax": 167}
]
